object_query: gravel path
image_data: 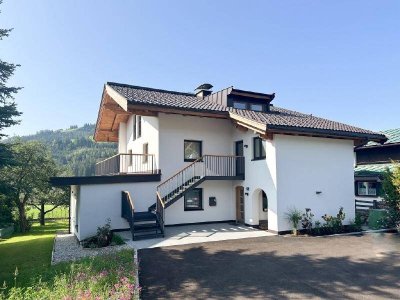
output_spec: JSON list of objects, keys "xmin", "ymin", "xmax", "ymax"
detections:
[{"xmin": 52, "ymin": 232, "xmax": 132, "ymax": 264}]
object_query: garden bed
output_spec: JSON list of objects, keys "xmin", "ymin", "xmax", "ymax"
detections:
[
  {"xmin": 2, "ymin": 249, "xmax": 139, "ymax": 300},
  {"xmin": 52, "ymin": 232, "xmax": 130, "ymax": 264}
]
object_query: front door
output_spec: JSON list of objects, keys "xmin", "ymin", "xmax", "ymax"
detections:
[
  {"xmin": 236, "ymin": 186, "xmax": 245, "ymax": 223},
  {"xmin": 235, "ymin": 141, "xmax": 244, "ymax": 176}
]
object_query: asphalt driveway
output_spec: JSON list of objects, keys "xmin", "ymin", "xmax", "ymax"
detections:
[{"xmin": 139, "ymin": 233, "xmax": 400, "ymax": 299}]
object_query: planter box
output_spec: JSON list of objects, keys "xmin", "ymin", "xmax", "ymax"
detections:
[{"xmin": 0, "ymin": 225, "xmax": 14, "ymax": 238}]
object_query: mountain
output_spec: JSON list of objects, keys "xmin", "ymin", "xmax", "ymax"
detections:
[{"xmin": 9, "ymin": 124, "xmax": 117, "ymax": 176}]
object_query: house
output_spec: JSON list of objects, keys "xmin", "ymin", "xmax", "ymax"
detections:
[
  {"xmin": 51, "ymin": 82, "xmax": 386, "ymax": 240},
  {"xmin": 354, "ymin": 128, "xmax": 400, "ymax": 208}
]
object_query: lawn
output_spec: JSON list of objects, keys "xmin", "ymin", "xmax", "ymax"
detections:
[
  {"xmin": 26, "ymin": 205, "xmax": 69, "ymax": 220},
  {"xmin": 0, "ymin": 221, "xmax": 68, "ymax": 289},
  {"xmin": 0, "ymin": 221, "xmax": 138, "ymax": 299}
]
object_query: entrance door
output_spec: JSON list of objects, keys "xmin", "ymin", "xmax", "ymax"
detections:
[
  {"xmin": 236, "ymin": 186, "xmax": 245, "ymax": 223},
  {"xmin": 235, "ymin": 141, "xmax": 244, "ymax": 176}
]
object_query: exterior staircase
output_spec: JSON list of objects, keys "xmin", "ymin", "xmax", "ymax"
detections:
[
  {"xmin": 121, "ymin": 191, "xmax": 164, "ymax": 240},
  {"xmin": 155, "ymin": 155, "xmax": 245, "ymax": 234},
  {"xmin": 121, "ymin": 155, "xmax": 244, "ymax": 240}
]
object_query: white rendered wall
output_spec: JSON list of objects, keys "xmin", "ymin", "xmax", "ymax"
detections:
[
  {"xmin": 158, "ymin": 113, "xmax": 233, "ymax": 179},
  {"xmin": 76, "ymin": 182, "xmax": 158, "ymax": 240},
  {"xmin": 165, "ymin": 180, "xmax": 235, "ymax": 225},
  {"xmin": 231, "ymin": 129, "xmax": 278, "ymax": 231},
  {"xmin": 118, "ymin": 123, "xmax": 127, "ymax": 153},
  {"xmin": 275, "ymin": 135, "xmax": 355, "ymax": 232},
  {"xmin": 70, "ymin": 185, "xmax": 79, "ymax": 239}
]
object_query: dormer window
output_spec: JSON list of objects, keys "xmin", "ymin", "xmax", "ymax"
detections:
[
  {"xmin": 250, "ymin": 104, "xmax": 263, "ymax": 112},
  {"xmin": 233, "ymin": 101, "xmax": 265, "ymax": 112},
  {"xmin": 233, "ymin": 102, "xmax": 247, "ymax": 110}
]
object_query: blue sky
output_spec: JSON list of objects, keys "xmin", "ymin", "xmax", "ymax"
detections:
[{"xmin": 1, "ymin": 0, "xmax": 399, "ymax": 136}]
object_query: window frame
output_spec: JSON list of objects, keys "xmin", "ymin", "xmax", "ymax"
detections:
[
  {"xmin": 184, "ymin": 140, "xmax": 203, "ymax": 162},
  {"xmin": 143, "ymin": 143, "xmax": 149, "ymax": 163},
  {"xmin": 184, "ymin": 188, "xmax": 203, "ymax": 211},
  {"xmin": 233, "ymin": 101, "xmax": 247, "ymax": 110},
  {"xmin": 253, "ymin": 137, "xmax": 266, "ymax": 160},
  {"xmin": 356, "ymin": 181, "xmax": 377, "ymax": 197},
  {"xmin": 137, "ymin": 116, "xmax": 142, "ymax": 138},
  {"xmin": 132, "ymin": 115, "xmax": 137, "ymax": 140}
]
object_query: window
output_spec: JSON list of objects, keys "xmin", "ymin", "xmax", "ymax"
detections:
[
  {"xmin": 143, "ymin": 143, "xmax": 148, "ymax": 163},
  {"xmin": 184, "ymin": 188, "xmax": 203, "ymax": 211},
  {"xmin": 262, "ymin": 191, "xmax": 268, "ymax": 212},
  {"xmin": 128, "ymin": 149, "xmax": 133, "ymax": 166},
  {"xmin": 250, "ymin": 104, "xmax": 264, "ymax": 112},
  {"xmin": 132, "ymin": 115, "xmax": 136, "ymax": 140},
  {"xmin": 137, "ymin": 116, "xmax": 142, "ymax": 138},
  {"xmin": 357, "ymin": 182, "xmax": 377, "ymax": 196},
  {"xmin": 233, "ymin": 102, "xmax": 247, "ymax": 110},
  {"xmin": 184, "ymin": 140, "xmax": 202, "ymax": 161},
  {"xmin": 253, "ymin": 137, "xmax": 266, "ymax": 160}
]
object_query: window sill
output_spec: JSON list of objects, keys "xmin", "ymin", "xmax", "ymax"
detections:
[
  {"xmin": 184, "ymin": 158, "xmax": 201, "ymax": 162},
  {"xmin": 251, "ymin": 157, "xmax": 266, "ymax": 161},
  {"xmin": 184, "ymin": 208, "xmax": 204, "ymax": 211}
]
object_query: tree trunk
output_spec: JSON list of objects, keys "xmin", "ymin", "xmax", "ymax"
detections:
[
  {"xmin": 17, "ymin": 202, "xmax": 29, "ymax": 233},
  {"xmin": 40, "ymin": 202, "xmax": 45, "ymax": 226}
]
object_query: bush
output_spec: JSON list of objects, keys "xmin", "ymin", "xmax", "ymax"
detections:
[
  {"xmin": 285, "ymin": 207, "xmax": 302, "ymax": 235},
  {"xmin": 81, "ymin": 219, "xmax": 114, "ymax": 248},
  {"xmin": 111, "ymin": 234, "xmax": 125, "ymax": 246},
  {"xmin": 321, "ymin": 207, "xmax": 346, "ymax": 234},
  {"xmin": 301, "ymin": 208, "xmax": 314, "ymax": 234}
]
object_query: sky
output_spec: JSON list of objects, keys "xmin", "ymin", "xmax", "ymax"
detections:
[{"xmin": 1, "ymin": 0, "xmax": 399, "ymax": 137}]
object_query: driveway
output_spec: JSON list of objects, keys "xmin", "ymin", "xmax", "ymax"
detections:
[{"xmin": 139, "ymin": 233, "xmax": 400, "ymax": 299}]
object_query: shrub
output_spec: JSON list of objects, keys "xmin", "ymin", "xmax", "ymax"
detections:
[
  {"xmin": 82, "ymin": 219, "xmax": 114, "ymax": 248},
  {"xmin": 111, "ymin": 234, "xmax": 125, "ymax": 246},
  {"xmin": 321, "ymin": 207, "xmax": 346, "ymax": 234},
  {"xmin": 285, "ymin": 207, "xmax": 302, "ymax": 235},
  {"xmin": 301, "ymin": 208, "xmax": 314, "ymax": 234}
]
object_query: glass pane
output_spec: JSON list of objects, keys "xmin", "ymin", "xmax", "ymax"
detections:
[
  {"xmin": 184, "ymin": 141, "xmax": 201, "ymax": 160},
  {"xmin": 262, "ymin": 191, "xmax": 268, "ymax": 211},
  {"xmin": 254, "ymin": 138, "xmax": 261, "ymax": 158},
  {"xmin": 233, "ymin": 102, "xmax": 247, "ymax": 110},
  {"xmin": 367, "ymin": 182, "xmax": 377, "ymax": 196},
  {"xmin": 261, "ymin": 140, "xmax": 266, "ymax": 157},
  {"xmin": 250, "ymin": 104, "xmax": 263, "ymax": 112},
  {"xmin": 358, "ymin": 182, "xmax": 367, "ymax": 195},
  {"xmin": 185, "ymin": 189, "xmax": 202, "ymax": 209}
]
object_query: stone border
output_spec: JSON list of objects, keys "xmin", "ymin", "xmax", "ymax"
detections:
[{"xmin": 134, "ymin": 249, "xmax": 140, "ymax": 300}]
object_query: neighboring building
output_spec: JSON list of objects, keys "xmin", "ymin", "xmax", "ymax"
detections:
[
  {"xmin": 52, "ymin": 82, "xmax": 386, "ymax": 240},
  {"xmin": 354, "ymin": 128, "xmax": 400, "ymax": 205}
]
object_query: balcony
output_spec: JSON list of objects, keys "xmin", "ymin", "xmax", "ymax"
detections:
[{"xmin": 95, "ymin": 153, "xmax": 159, "ymax": 176}]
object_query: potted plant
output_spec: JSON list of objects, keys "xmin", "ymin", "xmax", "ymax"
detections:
[{"xmin": 285, "ymin": 207, "xmax": 303, "ymax": 236}]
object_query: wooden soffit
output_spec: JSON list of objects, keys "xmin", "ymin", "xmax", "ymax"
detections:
[{"xmin": 94, "ymin": 85, "xmax": 131, "ymax": 142}]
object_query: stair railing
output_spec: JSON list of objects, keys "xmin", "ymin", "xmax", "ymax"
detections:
[
  {"xmin": 156, "ymin": 155, "xmax": 245, "ymax": 205},
  {"xmin": 121, "ymin": 191, "xmax": 135, "ymax": 239},
  {"xmin": 156, "ymin": 192, "xmax": 165, "ymax": 234}
]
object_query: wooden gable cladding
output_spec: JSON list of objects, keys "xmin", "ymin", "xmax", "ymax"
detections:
[{"xmin": 94, "ymin": 86, "xmax": 131, "ymax": 142}]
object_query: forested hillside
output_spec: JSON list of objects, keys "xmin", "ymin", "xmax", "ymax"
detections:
[{"xmin": 10, "ymin": 124, "xmax": 117, "ymax": 176}]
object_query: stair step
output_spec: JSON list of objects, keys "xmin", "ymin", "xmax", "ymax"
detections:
[
  {"xmin": 133, "ymin": 233, "xmax": 164, "ymax": 240},
  {"xmin": 134, "ymin": 212, "xmax": 156, "ymax": 222},
  {"xmin": 133, "ymin": 223, "xmax": 159, "ymax": 231}
]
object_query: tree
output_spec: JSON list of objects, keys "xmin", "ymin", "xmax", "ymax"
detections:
[
  {"xmin": 0, "ymin": 141, "xmax": 59, "ymax": 232},
  {"xmin": 0, "ymin": 0, "xmax": 22, "ymax": 167},
  {"xmin": 382, "ymin": 164, "xmax": 400, "ymax": 227},
  {"xmin": 31, "ymin": 185, "xmax": 69, "ymax": 226}
]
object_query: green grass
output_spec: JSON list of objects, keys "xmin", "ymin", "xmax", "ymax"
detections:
[
  {"xmin": 26, "ymin": 205, "xmax": 69, "ymax": 220},
  {"xmin": 0, "ymin": 221, "xmax": 68, "ymax": 289}
]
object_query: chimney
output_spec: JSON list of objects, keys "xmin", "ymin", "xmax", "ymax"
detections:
[{"xmin": 195, "ymin": 83, "xmax": 213, "ymax": 98}]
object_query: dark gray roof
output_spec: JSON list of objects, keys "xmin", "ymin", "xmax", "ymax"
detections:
[{"xmin": 107, "ymin": 82, "xmax": 386, "ymax": 141}]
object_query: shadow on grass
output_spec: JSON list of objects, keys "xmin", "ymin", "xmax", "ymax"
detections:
[
  {"xmin": 0, "ymin": 221, "xmax": 68, "ymax": 288},
  {"xmin": 139, "ymin": 234, "xmax": 400, "ymax": 299}
]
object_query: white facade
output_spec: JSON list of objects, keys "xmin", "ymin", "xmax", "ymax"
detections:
[{"xmin": 71, "ymin": 112, "xmax": 358, "ymax": 239}]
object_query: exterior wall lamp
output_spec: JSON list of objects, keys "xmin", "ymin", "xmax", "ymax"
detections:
[{"xmin": 244, "ymin": 145, "xmax": 248, "ymax": 148}]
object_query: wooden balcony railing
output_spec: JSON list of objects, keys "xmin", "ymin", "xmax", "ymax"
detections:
[{"xmin": 95, "ymin": 153, "xmax": 157, "ymax": 176}]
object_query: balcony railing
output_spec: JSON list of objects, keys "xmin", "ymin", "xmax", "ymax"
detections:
[{"xmin": 95, "ymin": 153, "xmax": 157, "ymax": 176}]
